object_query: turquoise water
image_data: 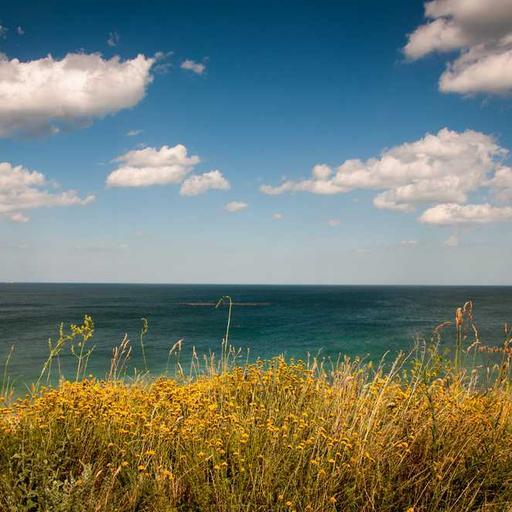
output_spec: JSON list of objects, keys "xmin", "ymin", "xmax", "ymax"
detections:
[{"xmin": 1, "ymin": 283, "xmax": 512, "ymax": 388}]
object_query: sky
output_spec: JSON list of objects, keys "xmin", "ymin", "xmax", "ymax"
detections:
[{"xmin": 0, "ymin": 0, "xmax": 512, "ymax": 285}]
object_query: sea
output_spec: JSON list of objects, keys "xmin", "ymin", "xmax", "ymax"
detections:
[{"xmin": 1, "ymin": 283, "xmax": 512, "ymax": 390}]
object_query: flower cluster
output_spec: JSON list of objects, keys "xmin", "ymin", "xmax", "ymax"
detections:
[{"xmin": 2, "ymin": 355, "xmax": 512, "ymax": 511}]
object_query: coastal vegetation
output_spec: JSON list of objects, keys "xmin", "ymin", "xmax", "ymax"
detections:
[{"xmin": 1, "ymin": 301, "xmax": 512, "ymax": 511}]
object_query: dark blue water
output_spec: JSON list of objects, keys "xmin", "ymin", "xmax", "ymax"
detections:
[{"xmin": 1, "ymin": 284, "xmax": 512, "ymax": 388}]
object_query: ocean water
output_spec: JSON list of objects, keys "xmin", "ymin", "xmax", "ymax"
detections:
[{"xmin": 1, "ymin": 283, "xmax": 512, "ymax": 388}]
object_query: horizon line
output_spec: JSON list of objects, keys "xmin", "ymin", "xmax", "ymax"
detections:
[{"xmin": 2, "ymin": 281, "xmax": 512, "ymax": 287}]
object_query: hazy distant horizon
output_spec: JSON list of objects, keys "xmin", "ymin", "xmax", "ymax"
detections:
[{"xmin": 3, "ymin": 281, "xmax": 512, "ymax": 288}]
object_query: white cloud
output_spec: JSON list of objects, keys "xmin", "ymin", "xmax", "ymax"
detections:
[
  {"xmin": 404, "ymin": 18, "xmax": 467, "ymax": 59},
  {"xmin": 9, "ymin": 212, "xmax": 29, "ymax": 223},
  {"xmin": 225, "ymin": 201, "xmax": 248, "ymax": 212},
  {"xmin": 107, "ymin": 31, "xmax": 120, "ymax": 47},
  {"xmin": 126, "ymin": 129, "xmax": 142, "ymax": 137},
  {"xmin": 106, "ymin": 144, "xmax": 199, "ymax": 187},
  {"xmin": 180, "ymin": 59, "xmax": 206, "ymax": 75},
  {"xmin": 404, "ymin": 0, "xmax": 512, "ymax": 95},
  {"xmin": 420, "ymin": 203, "xmax": 512, "ymax": 225},
  {"xmin": 180, "ymin": 170, "xmax": 230, "ymax": 196},
  {"xmin": 439, "ymin": 44, "xmax": 512, "ymax": 95},
  {"xmin": 489, "ymin": 165, "xmax": 512, "ymax": 200},
  {"xmin": 262, "ymin": 128, "xmax": 508, "ymax": 213},
  {"xmin": 312, "ymin": 164, "xmax": 332, "ymax": 180},
  {"xmin": 327, "ymin": 218, "xmax": 341, "ymax": 227},
  {"xmin": 106, "ymin": 144, "xmax": 229, "ymax": 197},
  {"xmin": 0, "ymin": 52, "xmax": 155, "ymax": 136},
  {"xmin": 444, "ymin": 234, "xmax": 460, "ymax": 247},
  {"xmin": 16, "ymin": 26, "xmax": 24, "ymax": 36},
  {"xmin": 0, "ymin": 162, "xmax": 94, "ymax": 222},
  {"xmin": 260, "ymin": 164, "xmax": 346, "ymax": 196},
  {"xmin": 400, "ymin": 239, "xmax": 418, "ymax": 246},
  {"xmin": 272, "ymin": 212, "xmax": 283, "ymax": 220}
]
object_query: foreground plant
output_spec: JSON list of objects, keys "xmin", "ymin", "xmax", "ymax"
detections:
[{"xmin": 0, "ymin": 303, "xmax": 511, "ymax": 511}]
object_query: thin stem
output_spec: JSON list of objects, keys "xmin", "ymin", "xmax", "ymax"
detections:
[{"xmin": 140, "ymin": 318, "xmax": 149, "ymax": 373}]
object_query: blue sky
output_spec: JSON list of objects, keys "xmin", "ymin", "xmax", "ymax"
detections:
[{"xmin": 0, "ymin": 0, "xmax": 512, "ymax": 284}]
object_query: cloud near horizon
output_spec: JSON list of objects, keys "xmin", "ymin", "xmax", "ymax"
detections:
[
  {"xmin": 106, "ymin": 144, "xmax": 230, "ymax": 196},
  {"xmin": 225, "ymin": 201, "xmax": 248, "ymax": 212},
  {"xmin": 420, "ymin": 203, "xmax": 512, "ymax": 225},
  {"xmin": 404, "ymin": 0, "xmax": 512, "ymax": 95},
  {"xmin": 261, "ymin": 128, "xmax": 512, "ymax": 226},
  {"xmin": 0, "ymin": 52, "xmax": 155, "ymax": 137},
  {"xmin": 444, "ymin": 234, "xmax": 460, "ymax": 247},
  {"xmin": 0, "ymin": 162, "xmax": 94, "ymax": 222}
]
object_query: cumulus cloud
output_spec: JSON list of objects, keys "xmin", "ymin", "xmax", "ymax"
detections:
[
  {"xmin": 106, "ymin": 144, "xmax": 199, "ymax": 187},
  {"xmin": 180, "ymin": 170, "xmax": 230, "ymax": 196},
  {"xmin": 0, "ymin": 162, "xmax": 94, "ymax": 222},
  {"xmin": 262, "ymin": 128, "xmax": 508, "ymax": 212},
  {"xmin": 225, "ymin": 201, "xmax": 248, "ymax": 212},
  {"xmin": 0, "ymin": 52, "xmax": 155, "ymax": 136},
  {"xmin": 106, "ymin": 144, "xmax": 230, "ymax": 197},
  {"xmin": 261, "ymin": 128, "xmax": 512, "ymax": 226},
  {"xmin": 439, "ymin": 44, "xmax": 512, "ymax": 95},
  {"xmin": 420, "ymin": 203, "xmax": 512, "ymax": 225},
  {"xmin": 489, "ymin": 165, "xmax": 512, "ymax": 201},
  {"xmin": 404, "ymin": 0, "xmax": 512, "ymax": 95},
  {"xmin": 180, "ymin": 59, "xmax": 206, "ymax": 75},
  {"xmin": 260, "ymin": 164, "xmax": 347, "ymax": 196}
]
